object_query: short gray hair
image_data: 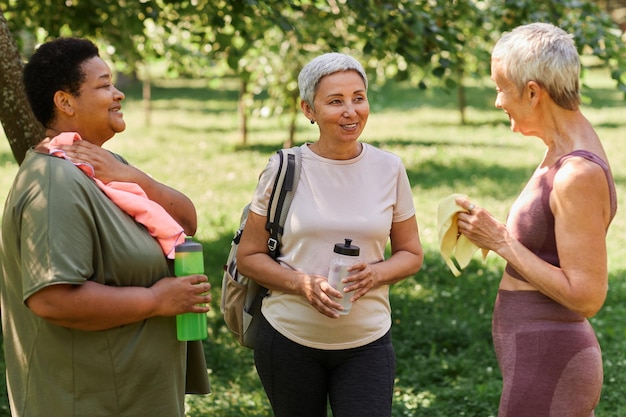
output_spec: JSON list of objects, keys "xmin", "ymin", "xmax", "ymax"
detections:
[
  {"xmin": 492, "ymin": 22, "xmax": 580, "ymax": 110},
  {"xmin": 298, "ymin": 52, "xmax": 368, "ymax": 109}
]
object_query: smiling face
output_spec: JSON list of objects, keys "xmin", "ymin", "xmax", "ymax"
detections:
[
  {"xmin": 304, "ymin": 70, "xmax": 369, "ymax": 145},
  {"xmin": 64, "ymin": 56, "xmax": 126, "ymax": 145},
  {"xmin": 491, "ymin": 59, "xmax": 535, "ymax": 136}
]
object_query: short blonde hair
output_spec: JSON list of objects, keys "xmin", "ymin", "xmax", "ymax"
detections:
[{"xmin": 492, "ymin": 22, "xmax": 581, "ymax": 110}]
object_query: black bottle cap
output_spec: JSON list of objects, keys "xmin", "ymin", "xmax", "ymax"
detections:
[{"xmin": 333, "ymin": 238, "xmax": 360, "ymax": 256}]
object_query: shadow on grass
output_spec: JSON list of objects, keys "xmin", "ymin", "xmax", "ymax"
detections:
[
  {"xmin": 405, "ymin": 158, "xmax": 532, "ymax": 198},
  {"xmin": 390, "ymin": 250, "xmax": 503, "ymax": 415}
]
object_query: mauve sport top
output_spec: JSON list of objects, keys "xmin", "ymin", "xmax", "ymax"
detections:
[{"xmin": 505, "ymin": 150, "xmax": 617, "ymax": 282}]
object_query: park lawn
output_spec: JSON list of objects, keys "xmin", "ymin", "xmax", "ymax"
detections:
[{"xmin": 0, "ymin": 69, "xmax": 625, "ymax": 416}]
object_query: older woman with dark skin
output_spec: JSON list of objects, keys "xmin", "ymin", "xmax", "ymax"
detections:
[
  {"xmin": 456, "ymin": 23, "xmax": 617, "ymax": 417},
  {"xmin": 0, "ymin": 37, "xmax": 211, "ymax": 417},
  {"xmin": 237, "ymin": 52, "xmax": 423, "ymax": 417}
]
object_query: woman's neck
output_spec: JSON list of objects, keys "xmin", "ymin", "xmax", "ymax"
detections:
[{"xmin": 309, "ymin": 141, "xmax": 363, "ymax": 160}]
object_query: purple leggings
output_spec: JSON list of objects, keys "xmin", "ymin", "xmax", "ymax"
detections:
[{"xmin": 493, "ymin": 290, "xmax": 603, "ymax": 417}]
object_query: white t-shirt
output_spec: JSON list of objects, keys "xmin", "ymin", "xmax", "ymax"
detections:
[{"xmin": 250, "ymin": 142, "xmax": 416, "ymax": 349}]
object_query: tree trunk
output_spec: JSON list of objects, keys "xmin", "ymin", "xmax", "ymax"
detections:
[
  {"xmin": 457, "ymin": 83, "xmax": 467, "ymax": 125},
  {"xmin": 285, "ymin": 110, "xmax": 296, "ymax": 149},
  {"xmin": 239, "ymin": 79, "xmax": 248, "ymax": 146},
  {"xmin": 456, "ymin": 66, "xmax": 467, "ymax": 125},
  {"xmin": 143, "ymin": 71, "xmax": 151, "ymax": 128},
  {"xmin": 0, "ymin": 10, "xmax": 46, "ymax": 165},
  {"xmin": 285, "ymin": 90, "xmax": 299, "ymax": 148}
]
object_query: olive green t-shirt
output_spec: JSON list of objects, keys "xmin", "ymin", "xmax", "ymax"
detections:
[{"xmin": 0, "ymin": 149, "xmax": 187, "ymax": 417}]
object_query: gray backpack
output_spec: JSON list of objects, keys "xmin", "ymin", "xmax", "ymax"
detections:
[{"xmin": 220, "ymin": 147, "xmax": 301, "ymax": 348}]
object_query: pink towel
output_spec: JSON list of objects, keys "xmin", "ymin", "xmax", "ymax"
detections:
[{"xmin": 49, "ymin": 132, "xmax": 185, "ymax": 259}]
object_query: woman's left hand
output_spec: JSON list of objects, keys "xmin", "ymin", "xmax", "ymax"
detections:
[{"xmin": 342, "ymin": 261, "xmax": 377, "ymax": 302}]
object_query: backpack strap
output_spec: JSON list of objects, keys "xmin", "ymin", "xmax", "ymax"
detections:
[
  {"xmin": 266, "ymin": 146, "xmax": 302, "ymax": 259},
  {"xmin": 242, "ymin": 147, "xmax": 301, "ymax": 335}
]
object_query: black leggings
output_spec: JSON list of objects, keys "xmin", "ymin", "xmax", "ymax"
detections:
[{"xmin": 254, "ymin": 313, "xmax": 396, "ymax": 417}]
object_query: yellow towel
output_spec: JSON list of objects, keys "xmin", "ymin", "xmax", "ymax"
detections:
[{"xmin": 437, "ymin": 193, "xmax": 488, "ymax": 276}]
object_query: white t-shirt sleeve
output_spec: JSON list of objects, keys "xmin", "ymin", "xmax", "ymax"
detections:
[{"xmin": 250, "ymin": 153, "xmax": 281, "ymax": 217}]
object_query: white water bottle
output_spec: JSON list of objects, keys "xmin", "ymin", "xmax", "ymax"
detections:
[{"xmin": 328, "ymin": 238, "xmax": 360, "ymax": 315}]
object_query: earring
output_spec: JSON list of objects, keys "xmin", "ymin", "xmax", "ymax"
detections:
[{"xmin": 310, "ymin": 120, "xmax": 315, "ymax": 124}]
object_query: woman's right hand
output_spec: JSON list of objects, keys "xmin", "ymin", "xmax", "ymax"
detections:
[
  {"xmin": 149, "ymin": 275, "xmax": 212, "ymax": 317},
  {"xmin": 27, "ymin": 277, "xmax": 211, "ymax": 331},
  {"xmin": 455, "ymin": 196, "xmax": 508, "ymax": 253},
  {"xmin": 300, "ymin": 273, "xmax": 344, "ymax": 318}
]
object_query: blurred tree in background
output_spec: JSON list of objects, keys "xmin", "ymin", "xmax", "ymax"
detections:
[{"xmin": 0, "ymin": 0, "xmax": 624, "ymax": 163}]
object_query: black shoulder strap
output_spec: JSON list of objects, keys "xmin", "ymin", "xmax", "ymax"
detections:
[{"xmin": 266, "ymin": 147, "xmax": 301, "ymax": 259}]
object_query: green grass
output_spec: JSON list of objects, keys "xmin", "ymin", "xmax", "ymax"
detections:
[{"xmin": 1, "ymin": 69, "xmax": 625, "ymax": 416}]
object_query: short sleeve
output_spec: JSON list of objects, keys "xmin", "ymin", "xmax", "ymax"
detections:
[
  {"xmin": 393, "ymin": 159, "xmax": 416, "ymax": 223},
  {"xmin": 20, "ymin": 159, "xmax": 96, "ymax": 300},
  {"xmin": 249, "ymin": 153, "xmax": 281, "ymax": 217}
]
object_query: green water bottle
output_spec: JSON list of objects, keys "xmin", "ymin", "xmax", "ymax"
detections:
[{"xmin": 174, "ymin": 237, "xmax": 208, "ymax": 341}]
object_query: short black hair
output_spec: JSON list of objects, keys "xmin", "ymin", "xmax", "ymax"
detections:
[{"xmin": 23, "ymin": 37, "xmax": 100, "ymax": 127}]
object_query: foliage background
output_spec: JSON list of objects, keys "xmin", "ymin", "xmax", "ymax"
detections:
[
  {"xmin": 1, "ymin": 0, "xmax": 625, "ymax": 162},
  {"xmin": 0, "ymin": 68, "xmax": 625, "ymax": 416}
]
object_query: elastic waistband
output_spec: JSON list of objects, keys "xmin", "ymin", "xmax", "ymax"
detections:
[{"xmin": 495, "ymin": 290, "xmax": 584, "ymax": 324}]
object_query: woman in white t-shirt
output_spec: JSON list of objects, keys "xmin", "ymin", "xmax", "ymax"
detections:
[{"xmin": 237, "ymin": 52, "xmax": 424, "ymax": 417}]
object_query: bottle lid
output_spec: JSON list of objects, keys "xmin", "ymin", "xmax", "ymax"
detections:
[
  {"xmin": 333, "ymin": 238, "xmax": 360, "ymax": 256},
  {"xmin": 175, "ymin": 236, "xmax": 202, "ymax": 253}
]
